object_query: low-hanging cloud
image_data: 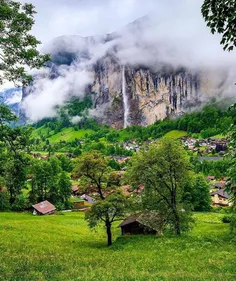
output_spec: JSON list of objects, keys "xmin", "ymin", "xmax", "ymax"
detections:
[{"xmin": 21, "ymin": 0, "xmax": 236, "ymax": 122}]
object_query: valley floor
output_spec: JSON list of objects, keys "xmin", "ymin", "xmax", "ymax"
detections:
[{"xmin": 0, "ymin": 212, "xmax": 236, "ymax": 281}]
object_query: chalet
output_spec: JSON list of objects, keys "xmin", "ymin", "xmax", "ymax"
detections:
[
  {"xmin": 210, "ymin": 189, "xmax": 231, "ymax": 207},
  {"xmin": 119, "ymin": 212, "xmax": 164, "ymax": 235},
  {"xmin": 71, "ymin": 185, "xmax": 79, "ymax": 196},
  {"xmin": 32, "ymin": 200, "xmax": 56, "ymax": 215}
]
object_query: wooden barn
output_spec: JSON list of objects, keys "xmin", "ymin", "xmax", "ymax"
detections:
[
  {"xmin": 32, "ymin": 200, "xmax": 56, "ymax": 215},
  {"xmin": 73, "ymin": 199, "xmax": 85, "ymax": 209},
  {"xmin": 119, "ymin": 212, "xmax": 164, "ymax": 235}
]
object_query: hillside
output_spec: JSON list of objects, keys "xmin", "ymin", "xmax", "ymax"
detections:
[
  {"xmin": 0, "ymin": 212, "xmax": 235, "ymax": 281},
  {"xmin": 30, "ymin": 102, "xmax": 233, "ymax": 157}
]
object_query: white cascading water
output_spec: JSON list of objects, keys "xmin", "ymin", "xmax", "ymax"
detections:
[{"xmin": 122, "ymin": 65, "xmax": 129, "ymax": 128}]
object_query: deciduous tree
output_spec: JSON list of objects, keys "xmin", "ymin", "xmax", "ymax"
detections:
[
  {"xmin": 201, "ymin": 0, "xmax": 236, "ymax": 51},
  {"xmin": 128, "ymin": 138, "xmax": 193, "ymax": 235},
  {"xmin": 0, "ymin": 0, "xmax": 50, "ymax": 84}
]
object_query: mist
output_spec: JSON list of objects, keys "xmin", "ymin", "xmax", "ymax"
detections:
[{"xmin": 21, "ymin": 0, "xmax": 236, "ymax": 122}]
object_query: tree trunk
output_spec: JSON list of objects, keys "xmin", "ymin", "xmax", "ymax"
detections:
[
  {"xmin": 171, "ymin": 189, "xmax": 181, "ymax": 235},
  {"xmin": 106, "ymin": 221, "xmax": 112, "ymax": 246},
  {"xmin": 173, "ymin": 209, "xmax": 181, "ymax": 235}
]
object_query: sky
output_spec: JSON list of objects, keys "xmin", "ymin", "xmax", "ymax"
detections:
[
  {"xmin": 25, "ymin": 0, "xmax": 199, "ymax": 44},
  {"xmin": 24, "ymin": 0, "xmax": 154, "ymax": 43}
]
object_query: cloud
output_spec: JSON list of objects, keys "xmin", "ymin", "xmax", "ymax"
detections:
[
  {"xmin": 71, "ymin": 115, "xmax": 84, "ymax": 124},
  {"xmin": 21, "ymin": 0, "xmax": 236, "ymax": 122},
  {"xmin": 22, "ymin": 64, "xmax": 93, "ymax": 122}
]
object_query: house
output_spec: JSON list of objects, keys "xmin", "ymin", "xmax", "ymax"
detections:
[
  {"xmin": 80, "ymin": 194, "xmax": 96, "ymax": 204},
  {"xmin": 32, "ymin": 200, "xmax": 56, "ymax": 215},
  {"xmin": 71, "ymin": 185, "xmax": 79, "ymax": 196},
  {"xmin": 210, "ymin": 189, "xmax": 231, "ymax": 207},
  {"xmin": 207, "ymin": 176, "xmax": 215, "ymax": 181},
  {"xmin": 73, "ymin": 199, "xmax": 85, "ymax": 209},
  {"xmin": 119, "ymin": 211, "xmax": 164, "ymax": 235},
  {"xmin": 214, "ymin": 182, "xmax": 225, "ymax": 189}
]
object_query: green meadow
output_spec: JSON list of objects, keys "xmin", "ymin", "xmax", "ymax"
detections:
[{"xmin": 0, "ymin": 212, "xmax": 236, "ymax": 281}]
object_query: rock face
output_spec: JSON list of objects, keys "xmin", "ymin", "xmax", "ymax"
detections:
[
  {"xmin": 90, "ymin": 57, "xmax": 201, "ymax": 128},
  {"xmin": 21, "ymin": 17, "xmax": 234, "ymax": 128}
]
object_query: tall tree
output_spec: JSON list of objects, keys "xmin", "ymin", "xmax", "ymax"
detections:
[
  {"xmin": 0, "ymin": 0, "xmax": 50, "ymax": 84},
  {"xmin": 128, "ymin": 138, "xmax": 193, "ymax": 235},
  {"xmin": 74, "ymin": 151, "xmax": 128, "ymax": 246},
  {"xmin": 85, "ymin": 192, "xmax": 128, "ymax": 246},
  {"xmin": 201, "ymin": 0, "xmax": 236, "ymax": 51}
]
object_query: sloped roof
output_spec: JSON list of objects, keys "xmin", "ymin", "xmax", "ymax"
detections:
[
  {"xmin": 119, "ymin": 211, "xmax": 163, "ymax": 231},
  {"xmin": 72, "ymin": 185, "xmax": 79, "ymax": 192},
  {"xmin": 214, "ymin": 182, "xmax": 225, "ymax": 189},
  {"xmin": 32, "ymin": 200, "xmax": 56, "ymax": 214},
  {"xmin": 211, "ymin": 189, "xmax": 230, "ymax": 199}
]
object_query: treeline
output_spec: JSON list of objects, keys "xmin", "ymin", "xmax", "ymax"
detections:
[{"xmin": 124, "ymin": 102, "xmax": 234, "ymax": 141}]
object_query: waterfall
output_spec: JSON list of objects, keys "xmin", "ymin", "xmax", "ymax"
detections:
[{"xmin": 122, "ymin": 65, "xmax": 129, "ymax": 128}]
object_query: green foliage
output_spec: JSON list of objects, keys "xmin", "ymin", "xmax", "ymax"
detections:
[
  {"xmin": 11, "ymin": 194, "xmax": 29, "ymax": 211},
  {"xmin": 85, "ymin": 193, "xmax": 127, "ymax": 230},
  {"xmin": 222, "ymin": 215, "xmax": 231, "ymax": 223},
  {"xmin": 73, "ymin": 150, "xmax": 110, "ymax": 199},
  {"xmin": 183, "ymin": 174, "xmax": 211, "ymax": 212},
  {"xmin": 56, "ymin": 154, "xmax": 74, "ymax": 172},
  {"xmin": 0, "ymin": 189, "xmax": 10, "ymax": 211},
  {"xmin": 128, "ymin": 138, "xmax": 193, "ymax": 235},
  {"xmin": 201, "ymin": 0, "xmax": 236, "ymax": 51},
  {"xmin": 0, "ymin": 0, "xmax": 50, "ymax": 84},
  {"xmin": 29, "ymin": 158, "xmax": 71, "ymax": 208},
  {"xmin": 192, "ymin": 156, "xmax": 231, "ymax": 177}
]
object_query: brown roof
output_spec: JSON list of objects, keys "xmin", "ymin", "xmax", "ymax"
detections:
[
  {"xmin": 32, "ymin": 200, "xmax": 56, "ymax": 215},
  {"xmin": 72, "ymin": 185, "xmax": 79, "ymax": 192},
  {"xmin": 119, "ymin": 213, "xmax": 140, "ymax": 227},
  {"xmin": 207, "ymin": 176, "xmax": 215, "ymax": 181},
  {"xmin": 211, "ymin": 189, "xmax": 230, "ymax": 199},
  {"xmin": 119, "ymin": 211, "xmax": 163, "ymax": 231}
]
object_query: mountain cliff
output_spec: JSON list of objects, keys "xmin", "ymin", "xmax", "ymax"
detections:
[{"xmin": 20, "ymin": 17, "xmax": 235, "ymax": 128}]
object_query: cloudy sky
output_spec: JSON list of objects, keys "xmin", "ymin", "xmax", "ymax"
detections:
[
  {"xmin": 25, "ymin": 0, "xmax": 204, "ymax": 44},
  {"xmin": 18, "ymin": 0, "xmax": 236, "ymax": 122}
]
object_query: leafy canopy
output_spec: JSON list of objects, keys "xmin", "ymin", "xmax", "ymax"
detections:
[
  {"xmin": 201, "ymin": 0, "xmax": 236, "ymax": 51},
  {"xmin": 0, "ymin": 0, "xmax": 50, "ymax": 84}
]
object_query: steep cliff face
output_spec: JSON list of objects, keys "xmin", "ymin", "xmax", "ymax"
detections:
[
  {"xmin": 90, "ymin": 56, "xmax": 201, "ymax": 128},
  {"xmin": 21, "ymin": 17, "xmax": 234, "ymax": 128}
]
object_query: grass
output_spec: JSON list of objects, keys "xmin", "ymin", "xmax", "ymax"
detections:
[
  {"xmin": 164, "ymin": 130, "xmax": 187, "ymax": 139},
  {"xmin": 0, "ymin": 212, "xmax": 236, "ymax": 281},
  {"xmin": 32, "ymin": 126, "xmax": 94, "ymax": 143},
  {"xmin": 48, "ymin": 128, "xmax": 93, "ymax": 143}
]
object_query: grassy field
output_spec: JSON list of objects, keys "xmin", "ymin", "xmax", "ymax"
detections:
[
  {"xmin": 0, "ymin": 212, "xmax": 236, "ymax": 281},
  {"xmin": 164, "ymin": 130, "xmax": 187, "ymax": 139}
]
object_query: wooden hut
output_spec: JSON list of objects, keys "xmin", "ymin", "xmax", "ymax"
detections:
[
  {"xmin": 32, "ymin": 200, "xmax": 56, "ymax": 215},
  {"xmin": 119, "ymin": 211, "xmax": 164, "ymax": 235},
  {"xmin": 73, "ymin": 199, "xmax": 85, "ymax": 209}
]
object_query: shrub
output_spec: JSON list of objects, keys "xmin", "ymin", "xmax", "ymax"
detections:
[
  {"xmin": 222, "ymin": 215, "xmax": 231, "ymax": 223},
  {"xmin": 11, "ymin": 195, "xmax": 30, "ymax": 211}
]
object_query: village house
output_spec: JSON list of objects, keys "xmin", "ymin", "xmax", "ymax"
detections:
[
  {"xmin": 80, "ymin": 194, "xmax": 96, "ymax": 204},
  {"xmin": 210, "ymin": 189, "xmax": 232, "ymax": 207},
  {"xmin": 71, "ymin": 185, "xmax": 79, "ymax": 196},
  {"xmin": 32, "ymin": 200, "xmax": 56, "ymax": 215}
]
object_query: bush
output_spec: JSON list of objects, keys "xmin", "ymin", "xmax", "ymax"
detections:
[
  {"xmin": 0, "ymin": 190, "xmax": 10, "ymax": 211},
  {"xmin": 222, "ymin": 215, "xmax": 231, "ymax": 223},
  {"xmin": 11, "ymin": 195, "xmax": 30, "ymax": 211}
]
